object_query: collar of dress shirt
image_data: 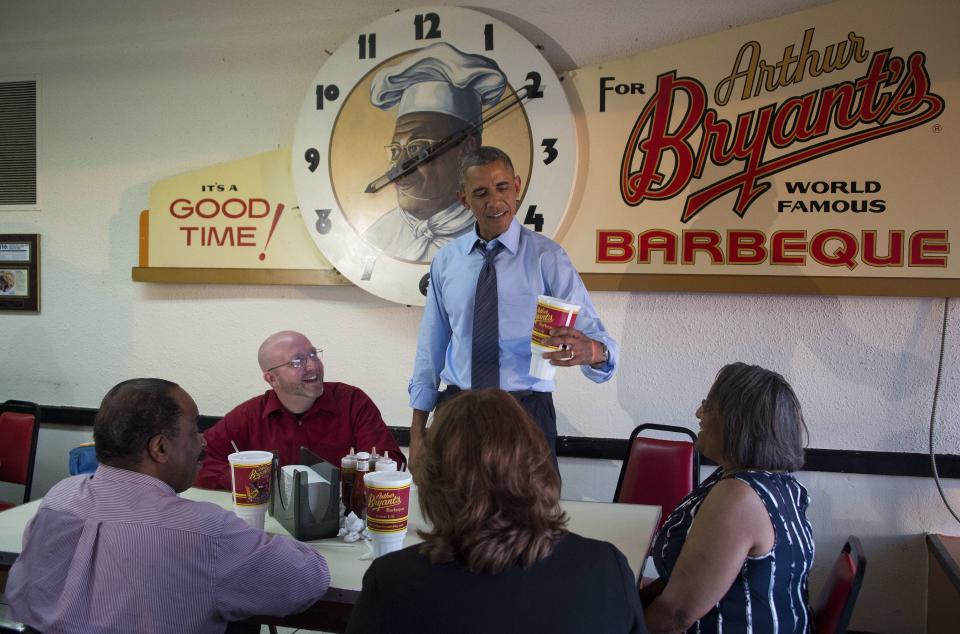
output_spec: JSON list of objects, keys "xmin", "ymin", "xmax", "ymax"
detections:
[
  {"xmin": 94, "ymin": 463, "xmax": 176, "ymax": 495},
  {"xmin": 262, "ymin": 385, "xmax": 341, "ymax": 422},
  {"xmin": 462, "ymin": 218, "xmax": 521, "ymax": 256}
]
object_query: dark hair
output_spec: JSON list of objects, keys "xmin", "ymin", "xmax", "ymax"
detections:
[
  {"xmin": 458, "ymin": 146, "xmax": 515, "ymax": 189},
  {"xmin": 705, "ymin": 362, "xmax": 807, "ymax": 471},
  {"xmin": 414, "ymin": 389, "xmax": 567, "ymax": 574},
  {"xmin": 94, "ymin": 378, "xmax": 182, "ymax": 468}
]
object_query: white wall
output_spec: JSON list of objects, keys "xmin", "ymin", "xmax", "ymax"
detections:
[{"xmin": 1, "ymin": 2, "xmax": 958, "ymax": 632}]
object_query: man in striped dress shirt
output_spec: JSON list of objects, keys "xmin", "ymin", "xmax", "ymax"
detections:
[{"xmin": 6, "ymin": 378, "xmax": 331, "ymax": 634}]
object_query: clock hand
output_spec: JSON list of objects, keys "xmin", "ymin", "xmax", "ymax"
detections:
[{"xmin": 365, "ymin": 85, "xmax": 533, "ymax": 194}]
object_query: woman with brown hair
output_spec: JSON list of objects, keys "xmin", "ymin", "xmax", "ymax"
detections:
[
  {"xmin": 644, "ymin": 362, "xmax": 815, "ymax": 633},
  {"xmin": 347, "ymin": 388, "xmax": 647, "ymax": 633}
]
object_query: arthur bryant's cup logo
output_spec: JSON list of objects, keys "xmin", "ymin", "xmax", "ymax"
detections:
[
  {"xmin": 368, "ymin": 490, "xmax": 402, "ymax": 513},
  {"xmin": 620, "ymin": 28, "xmax": 945, "ymax": 222}
]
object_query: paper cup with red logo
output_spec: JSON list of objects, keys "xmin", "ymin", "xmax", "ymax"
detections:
[
  {"xmin": 227, "ymin": 451, "xmax": 273, "ymax": 530},
  {"xmin": 529, "ymin": 295, "xmax": 581, "ymax": 380},
  {"xmin": 364, "ymin": 470, "xmax": 413, "ymax": 558}
]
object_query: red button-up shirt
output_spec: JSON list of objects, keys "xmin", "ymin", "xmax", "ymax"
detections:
[{"xmin": 195, "ymin": 383, "xmax": 404, "ymax": 490}]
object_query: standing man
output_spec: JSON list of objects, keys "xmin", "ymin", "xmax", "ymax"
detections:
[
  {"xmin": 408, "ymin": 147, "xmax": 618, "ymax": 467},
  {"xmin": 6, "ymin": 378, "xmax": 330, "ymax": 633},
  {"xmin": 196, "ymin": 330, "xmax": 403, "ymax": 490},
  {"xmin": 363, "ymin": 42, "xmax": 507, "ymax": 261}
]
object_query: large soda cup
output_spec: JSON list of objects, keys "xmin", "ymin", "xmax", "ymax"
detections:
[
  {"xmin": 227, "ymin": 450, "xmax": 273, "ymax": 529},
  {"xmin": 529, "ymin": 295, "xmax": 581, "ymax": 380},
  {"xmin": 364, "ymin": 470, "xmax": 413, "ymax": 558}
]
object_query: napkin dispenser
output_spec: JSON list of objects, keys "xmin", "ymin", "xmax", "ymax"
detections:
[{"xmin": 269, "ymin": 447, "xmax": 340, "ymax": 540}]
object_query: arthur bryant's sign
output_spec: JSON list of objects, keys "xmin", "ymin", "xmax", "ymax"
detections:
[{"xmin": 565, "ymin": 0, "xmax": 957, "ymax": 295}]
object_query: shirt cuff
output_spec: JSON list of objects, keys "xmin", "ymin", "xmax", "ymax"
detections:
[
  {"xmin": 409, "ymin": 386, "xmax": 440, "ymax": 412},
  {"xmin": 582, "ymin": 345, "xmax": 617, "ymax": 383}
]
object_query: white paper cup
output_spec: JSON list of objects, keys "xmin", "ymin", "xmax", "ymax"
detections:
[
  {"xmin": 371, "ymin": 531, "xmax": 406, "ymax": 558},
  {"xmin": 529, "ymin": 295, "xmax": 581, "ymax": 380},
  {"xmin": 529, "ymin": 342, "xmax": 559, "ymax": 381},
  {"xmin": 227, "ymin": 450, "xmax": 273, "ymax": 529},
  {"xmin": 531, "ymin": 295, "xmax": 581, "ymax": 350},
  {"xmin": 233, "ymin": 504, "xmax": 267, "ymax": 530},
  {"xmin": 364, "ymin": 471, "xmax": 412, "ymax": 558}
]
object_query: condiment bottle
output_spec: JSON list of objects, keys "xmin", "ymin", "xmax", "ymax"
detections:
[
  {"xmin": 340, "ymin": 447, "xmax": 357, "ymax": 516},
  {"xmin": 351, "ymin": 451, "xmax": 371, "ymax": 520},
  {"xmin": 369, "ymin": 446, "xmax": 381, "ymax": 472},
  {"xmin": 375, "ymin": 451, "xmax": 397, "ymax": 472}
]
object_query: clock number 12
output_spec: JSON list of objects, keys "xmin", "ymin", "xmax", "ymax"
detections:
[{"xmin": 414, "ymin": 13, "xmax": 441, "ymax": 40}]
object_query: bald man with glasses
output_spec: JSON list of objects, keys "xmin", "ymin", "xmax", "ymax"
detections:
[{"xmin": 196, "ymin": 331, "xmax": 404, "ymax": 490}]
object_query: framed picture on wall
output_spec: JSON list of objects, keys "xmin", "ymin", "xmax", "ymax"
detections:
[{"xmin": 0, "ymin": 234, "xmax": 40, "ymax": 312}]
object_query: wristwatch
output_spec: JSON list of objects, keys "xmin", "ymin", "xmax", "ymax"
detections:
[{"xmin": 596, "ymin": 342, "xmax": 610, "ymax": 366}]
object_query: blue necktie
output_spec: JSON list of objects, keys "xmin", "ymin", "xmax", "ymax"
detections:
[{"xmin": 471, "ymin": 241, "xmax": 503, "ymax": 390}]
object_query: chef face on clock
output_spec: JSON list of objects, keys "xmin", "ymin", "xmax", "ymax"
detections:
[
  {"xmin": 361, "ymin": 42, "xmax": 509, "ymax": 262},
  {"xmin": 389, "ymin": 111, "xmax": 478, "ymax": 221}
]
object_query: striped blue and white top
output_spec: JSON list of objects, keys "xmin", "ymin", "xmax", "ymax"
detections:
[{"xmin": 652, "ymin": 468, "xmax": 815, "ymax": 633}]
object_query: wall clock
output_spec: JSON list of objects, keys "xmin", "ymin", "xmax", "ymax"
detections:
[{"xmin": 292, "ymin": 6, "xmax": 578, "ymax": 305}]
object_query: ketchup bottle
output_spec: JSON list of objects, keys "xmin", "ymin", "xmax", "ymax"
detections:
[
  {"xmin": 351, "ymin": 451, "xmax": 370, "ymax": 519},
  {"xmin": 340, "ymin": 448, "xmax": 357, "ymax": 516}
]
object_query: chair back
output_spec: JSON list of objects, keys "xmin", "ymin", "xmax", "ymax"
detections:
[
  {"xmin": 813, "ymin": 535, "xmax": 867, "ymax": 634},
  {"xmin": 0, "ymin": 400, "xmax": 41, "ymax": 509},
  {"xmin": 0, "ymin": 618, "xmax": 41, "ymax": 633},
  {"xmin": 68, "ymin": 442, "xmax": 98, "ymax": 475},
  {"xmin": 614, "ymin": 423, "xmax": 699, "ymax": 532}
]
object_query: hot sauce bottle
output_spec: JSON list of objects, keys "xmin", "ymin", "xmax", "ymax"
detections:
[
  {"xmin": 340, "ymin": 447, "xmax": 357, "ymax": 516},
  {"xmin": 351, "ymin": 451, "xmax": 371, "ymax": 520}
]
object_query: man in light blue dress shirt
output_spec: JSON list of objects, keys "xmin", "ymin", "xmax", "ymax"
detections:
[{"xmin": 408, "ymin": 147, "xmax": 618, "ymax": 469}]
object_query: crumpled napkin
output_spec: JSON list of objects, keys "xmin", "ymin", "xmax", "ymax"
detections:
[{"xmin": 338, "ymin": 512, "xmax": 369, "ymax": 543}]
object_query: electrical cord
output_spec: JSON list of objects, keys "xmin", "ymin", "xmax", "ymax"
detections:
[{"xmin": 929, "ymin": 296, "xmax": 960, "ymax": 525}]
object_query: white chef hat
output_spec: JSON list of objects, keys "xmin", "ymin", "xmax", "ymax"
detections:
[{"xmin": 370, "ymin": 42, "xmax": 506, "ymax": 130}]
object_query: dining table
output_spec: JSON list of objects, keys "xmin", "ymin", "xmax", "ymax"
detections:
[{"xmin": 0, "ymin": 486, "xmax": 661, "ymax": 632}]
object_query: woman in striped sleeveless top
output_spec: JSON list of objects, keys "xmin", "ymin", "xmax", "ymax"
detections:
[{"xmin": 644, "ymin": 362, "xmax": 815, "ymax": 633}]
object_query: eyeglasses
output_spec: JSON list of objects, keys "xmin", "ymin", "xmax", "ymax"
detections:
[
  {"xmin": 266, "ymin": 349, "xmax": 322, "ymax": 372},
  {"xmin": 385, "ymin": 138, "xmax": 438, "ymax": 163}
]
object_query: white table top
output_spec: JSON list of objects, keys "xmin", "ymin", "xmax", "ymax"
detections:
[{"xmin": 1, "ymin": 487, "xmax": 660, "ymax": 592}]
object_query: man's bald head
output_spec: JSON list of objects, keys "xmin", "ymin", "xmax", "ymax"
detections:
[
  {"xmin": 258, "ymin": 331, "xmax": 325, "ymax": 413},
  {"xmin": 258, "ymin": 331, "xmax": 310, "ymax": 372}
]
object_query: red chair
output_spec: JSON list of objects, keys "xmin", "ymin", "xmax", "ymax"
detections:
[
  {"xmin": 613, "ymin": 423, "xmax": 699, "ymax": 532},
  {"xmin": 812, "ymin": 536, "xmax": 867, "ymax": 634},
  {"xmin": 0, "ymin": 400, "xmax": 41, "ymax": 512}
]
